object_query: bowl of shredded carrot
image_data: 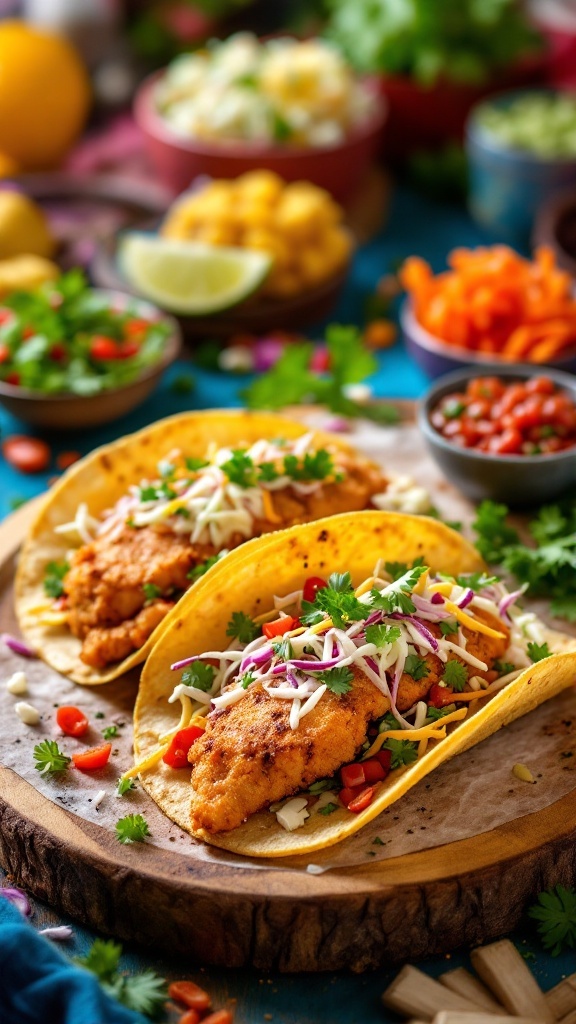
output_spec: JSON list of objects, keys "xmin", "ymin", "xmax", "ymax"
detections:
[{"xmin": 400, "ymin": 244, "xmax": 576, "ymax": 378}]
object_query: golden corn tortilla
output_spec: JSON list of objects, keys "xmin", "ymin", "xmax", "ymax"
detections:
[
  {"xmin": 132, "ymin": 510, "xmax": 576, "ymax": 858},
  {"xmin": 15, "ymin": 410, "xmax": 383, "ymax": 685}
]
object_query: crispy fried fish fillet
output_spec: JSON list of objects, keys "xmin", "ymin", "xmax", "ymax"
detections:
[{"xmin": 189, "ymin": 665, "xmax": 389, "ymax": 834}]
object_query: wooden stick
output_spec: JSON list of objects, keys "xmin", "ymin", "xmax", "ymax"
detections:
[
  {"xmin": 439, "ymin": 968, "xmax": 506, "ymax": 1013},
  {"xmin": 382, "ymin": 965, "xmax": 491, "ymax": 1018},
  {"xmin": 433, "ymin": 1016, "xmax": 545, "ymax": 1024},
  {"xmin": 470, "ymin": 941, "xmax": 554, "ymax": 1023},
  {"xmin": 546, "ymin": 975, "xmax": 576, "ymax": 1019}
]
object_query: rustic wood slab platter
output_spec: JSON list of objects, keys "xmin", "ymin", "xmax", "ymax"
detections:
[{"xmin": 1, "ymin": 406, "xmax": 576, "ymax": 973}]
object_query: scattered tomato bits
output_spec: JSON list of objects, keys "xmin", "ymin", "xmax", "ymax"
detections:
[
  {"xmin": 169, "ymin": 980, "xmax": 235, "ymax": 1024},
  {"xmin": 56, "ymin": 705, "xmax": 88, "ymax": 737},
  {"xmin": 56, "ymin": 450, "xmax": 81, "ymax": 471},
  {"xmin": 3, "ymin": 435, "xmax": 50, "ymax": 473},
  {"xmin": 430, "ymin": 376, "xmax": 576, "ymax": 455},
  {"xmin": 72, "ymin": 742, "xmax": 112, "ymax": 771}
]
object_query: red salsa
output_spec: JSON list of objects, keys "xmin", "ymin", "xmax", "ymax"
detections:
[{"xmin": 430, "ymin": 376, "xmax": 576, "ymax": 456}]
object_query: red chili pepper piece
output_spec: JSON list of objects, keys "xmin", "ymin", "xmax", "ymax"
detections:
[
  {"xmin": 302, "ymin": 576, "xmax": 328, "ymax": 604},
  {"xmin": 340, "ymin": 763, "xmax": 366, "ymax": 789},
  {"xmin": 375, "ymin": 748, "xmax": 392, "ymax": 770},
  {"xmin": 338, "ymin": 787, "xmax": 359, "ymax": 808},
  {"xmin": 362, "ymin": 758, "xmax": 386, "ymax": 783},
  {"xmin": 347, "ymin": 786, "xmax": 376, "ymax": 813},
  {"xmin": 168, "ymin": 980, "xmax": 212, "ymax": 1012},
  {"xmin": 202, "ymin": 1011, "xmax": 234, "ymax": 1024},
  {"xmin": 89, "ymin": 335, "xmax": 122, "ymax": 361},
  {"xmin": 56, "ymin": 451, "xmax": 81, "ymax": 471},
  {"xmin": 124, "ymin": 318, "xmax": 150, "ymax": 338},
  {"xmin": 162, "ymin": 726, "xmax": 205, "ymax": 770},
  {"xmin": 428, "ymin": 683, "xmax": 455, "ymax": 708},
  {"xmin": 56, "ymin": 705, "xmax": 88, "ymax": 738},
  {"xmin": 72, "ymin": 743, "xmax": 112, "ymax": 771},
  {"xmin": 178, "ymin": 1011, "xmax": 201, "ymax": 1024},
  {"xmin": 262, "ymin": 616, "xmax": 299, "ymax": 640}
]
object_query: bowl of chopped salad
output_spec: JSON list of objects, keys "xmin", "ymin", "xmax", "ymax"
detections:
[
  {"xmin": 134, "ymin": 33, "xmax": 387, "ymax": 201},
  {"xmin": 0, "ymin": 271, "xmax": 181, "ymax": 429}
]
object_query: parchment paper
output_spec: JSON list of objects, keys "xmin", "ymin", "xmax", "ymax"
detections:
[{"xmin": 1, "ymin": 412, "xmax": 575, "ymax": 872}]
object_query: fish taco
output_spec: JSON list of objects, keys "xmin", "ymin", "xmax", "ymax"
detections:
[
  {"xmin": 16, "ymin": 411, "xmax": 407, "ymax": 685},
  {"xmin": 132, "ymin": 510, "xmax": 576, "ymax": 858}
]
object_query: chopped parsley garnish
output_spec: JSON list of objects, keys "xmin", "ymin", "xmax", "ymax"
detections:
[
  {"xmin": 187, "ymin": 554, "xmax": 220, "ymax": 581},
  {"xmin": 384, "ymin": 557, "xmax": 425, "ymax": 581},
  {"xmin": 43, "ymin": 560, "xmax": 69, "ymax": 599},
  {"xmin": 142, "ymin": 582, "xmax": 162, "ymax": 602},
  {"xmin": 116, "ymin": 776, "xmax": 136, "ymax": 796},
  {"xmin": 185, "ymin": 457, "xmax": 209, "ymax": 471},
  {"xmin": 115, "ymin": 813, "xmax": 151, "ymax": 845},
  {"xmin": 443, "ymin": 399, "xmax": 466, "ymax": 419},
  {"xmin": 77, "ymin": 938, "xmax": 166, "ymax": 1015},
  {"xmin": 494, "ymin": 660, "xmax": 516, "ymax": 676},
  {"xmin": 158, "ymin": 481, "xmax": 176, "ymax": 499},
  {"xmin": 308, "ymin": 779, "xmax": 337, "ymax": 794},
  {"xmin": 404, "ymin": 653, "xmax": 429, "ymax": 681},
  {"xmin": 226, "ymin": 611, "xmax": 260, "ymax": 643},
  {"xmin": 315, "ymin": 665, "xmax": 354, "ymax": 695},
  {"xmin": 373, "ymin": 836, "xmax": 384, "ymax": 846},
  {"xmin": 378, "ymin": 711, "xmax": 400, "ymax": 732},
  {"xmin": 240, "ymin": 671, "xmax": 256, "ymax": 690},
  {"xmin": 454, "ymin": 572, "xmax": 499, "ymax": 591},
  {"xmin": 527, "ymin": 641, "xmax": 552, "ymax": 663},
  {"xmin": 382, "ymin": 738, "xmax": 419, "ymax": 768},
  {"xmin": 220, "ymin": 449, "xmax": 256, "ymax": 488},
  {"xmin": 181, "ymin": 661, "xmax": 215, "ymax": 692},
  {"xmin": 365, "ymin": 623, "xmax": 402, "ymax": 647},
  {"xmin": 138, "ymin": 485, "xmax": 158, "ymax": 502},
  {"xmin": 426, "ymin": 704, "xmax": 457, "ymax": 721},
  {"xmin": 369, "ymin": 565, "xmax": 428, "ymax": 615},
  {"xmin": 302, "ymin": 571, "xmax": 366, "ymax": 629},
  {"xmin": 441, "ymin": 660, "xmax": 468, "ymax": 691},
  {"xmin": 529, "ymin": 885, "xmax": 576, "ymax": 956},
  {"xmin": 318, "ymin": 802, "xmax": 339, "ymax": 816},
  {"xmin": 258, "ymin": 461, "xmax": 279, "ymax": 482},
  {"xmin": 102, "ymin": 725, "xmax": 118, "ymax": 740},
  {"xmin": 439, "ymin": 620, "xmax": 459, "ymax": 636},
  {"xmin": 272, "ymin": 637, "xmax": 295, "ymax": 662},
  {"xmin": 33, "ymin": 740, "xmax": 71, "ymax": 775}
]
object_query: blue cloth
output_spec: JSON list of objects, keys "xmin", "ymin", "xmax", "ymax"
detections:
[{"xmin": 0, "ymin": 899, "xmax": 146, "ymax": 1024}]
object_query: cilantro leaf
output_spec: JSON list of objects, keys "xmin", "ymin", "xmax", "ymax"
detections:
[
  {"xmin": 454, "ymin": 572, "xmax": 499, "ymax": 591},
  {"xmin": 220, "ymin": 450, "xmax": 256, "ymax": 488},
  {"xmin": 185, "ymin": 457, "xmax": 209, "ymax": 471},
  {"xmin": 33, "ymin": 739, "xmax": 71, "ymax": 775},
  {"xmin": 240, "ymin": 671, "xmax": 256, "ymax": 690},
  {"xmin": 315, "ymin": 665, "xmax": 354, "ymax": 694},
  {"xmin": 308, "ymin": 778, "xmax": 337, "ymax": 794},
  {"xmin": 76, "ymin": 938, "xmax": 122, "ymax": 982},
  {"xmin": 226, "ymin": 611, "xmax": 259, "ymax": 643},
  {"xmin": 181, "ymin": 661, "xmax": 215, "ymax": 692},
  {"xmin": 187, "ymin": 554, "xmax": 221, "ymax": 581},
  {"xmin": 318, "ymin": 802, "xmax": 339, "ymax": 816},
  {"xmin": 138, "ymin": 484, "xmax": 158, "ymax": 501},
  {"xmin": 384, "ymin": 556, "xmax": 425, "ymax": 581},
  {"xmin": 527, "ymin": 641, "xmax": 552, "ymax": 663},
  {"xmin": 369, "ymin": 565, "xmax": 427, "ymax": 615},
  {"xmin": 328, "ymin": 571, "xmax": 353, "ymax": 592},
  {"xmin": 312, "ymin": 572, "xmax": 366, "ymax": 628},
  {"xmin": 258, "ymin": 461, "xmax": 279, "ymax": 482},
  {"xmin": 43, "ymin": 560, "xmax": 69, "ymax": 599},
  {"xmin": 300, "ymin": 601, "xmax": 325, "ymax": 626},
  {"xmin": 441, "ymin": 660, "xmax": 468, "ymax": 691},
  {"xmin": 116, "ymin": 776, "xmax": 136, "ymax": 796},
  {"xmin": 382, "ymin": 738, "xmax": 419, "ymax": 769},
  {"xmin": 300, "ymin": 449, "xmax": 335, "ymax": 481},
  {"xmin": 102, "ymin": 725, "xmax": 118, "ymax": 740},
  {"xmin": 439, "ymin": 620, "xmax": 459, "ymax": 636},
  {"xmin": 473, "ymin": 500, "xmax": 520, "ymax": 563},
  {"xmin": 426, "ymin": 704, "xmax": 457, "ymax": 721},
  {"xmin": 365, "ymin": 623, "xmax": 401, "ymax": 647},
  {"xmin": 115, "ymin": 813, "xmax": 151, "ymax": 844},
  {"xmin": 77, "ymin": 939, "xmax": 166, "ymax": 1015},
  {"xmin": 143, "ymin": 582, "xmax": 162, "ymax": 602},
  {"xmin": 378, "ymin": 711, "xmax": 399, "ymax": 733},
  {"xmin": 529, "ymin": 885, "xmax": 576, "ymax": 956},
  {"xmin": 494, "ymin": 660, "xmax": 516, "ymax": 676},
  {"xmin": 404, "ymin": 653, "xmax": 429, "ymax": 681},
  {"xmin": 272, "ymin": 637, "xmax": 295, "ymax": 662}
]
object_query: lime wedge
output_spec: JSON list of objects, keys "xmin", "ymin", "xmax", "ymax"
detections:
[{"xmin": 118, "ymin": 234, "xmax": 272, "ymax": 316}]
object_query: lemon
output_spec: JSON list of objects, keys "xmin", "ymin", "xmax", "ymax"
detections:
[
  {"xmin": 0, "ymin": 191, "xmax": 55, "ymax": 259},
  {"xmin": 119, "ymin": 234, "xmax": 272, "ymax": 316}
]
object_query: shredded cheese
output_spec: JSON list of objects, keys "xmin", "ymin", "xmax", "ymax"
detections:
[
  {"xmin": 261, "ymin": 489, "xmax": 281, "ymax": 524},
  {"xmin": 443, "ymin": 600, "xmax": 506, "ymax": 639},
  {"xmin": 362, "ymin": 707, "xmax": 468, "ymax": 760}
]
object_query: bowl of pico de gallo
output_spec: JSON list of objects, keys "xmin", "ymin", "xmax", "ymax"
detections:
[{"xmin": 418, "ymin": 364, "xmax": 576, "ymax": 506}]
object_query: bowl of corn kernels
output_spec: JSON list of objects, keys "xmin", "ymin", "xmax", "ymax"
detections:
[
  {"xmin": 92, "ymin": 170, "xmax": 355, "ymax": 336},
  {"xmin": 133, "ymin": 33, "xmax": 387, "ymax": 202}
]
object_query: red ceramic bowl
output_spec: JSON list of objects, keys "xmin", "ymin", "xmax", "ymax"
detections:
[{"xmin": 134, "ymin": 71, "xmax": 387, "ymax": 202}]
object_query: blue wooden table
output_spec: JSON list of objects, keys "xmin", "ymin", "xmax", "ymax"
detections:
[{"xmin": 1, "ymin": 185, "xmax": 567, "ymax": 1020}]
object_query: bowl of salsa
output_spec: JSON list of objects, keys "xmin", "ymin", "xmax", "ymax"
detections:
[
  {"xmin": 0, "ymin": 271, "xmax": 181, "ymax": 429},
  {"xmin": 419, "ymin": 365, "xmax": 576, "ymax": 506}
]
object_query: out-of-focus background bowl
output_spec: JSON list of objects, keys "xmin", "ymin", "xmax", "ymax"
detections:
[
  {"xmin": 533, "ymin": 187, "xmax": 576, "ymax": 276},
  {"xmin": 401, "ymin": 299, "xmax": 576, "ymax": 379},
  {"xmin": 418, "ymin": 363, "xmax": 576, "ymax": 505},
  {"xmin": 0, "ymin": 292, "xmax": 181, "ymax": 430},
  {"xmin": 466, "ymin": 89, "xmax": 576, "ymax": 244},
  {"xmin": 133, "ymin": 71, "xmax": 388, "ymax": 202}
]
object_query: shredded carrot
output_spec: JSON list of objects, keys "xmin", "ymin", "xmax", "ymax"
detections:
[{"xmin": 401, "ymin": 245, "xmax": 576, "ymax": 360}]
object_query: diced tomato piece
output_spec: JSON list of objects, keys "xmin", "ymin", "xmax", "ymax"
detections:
[
  {"xmin": 178, "ymin": 1010, "xmax": 201, "ymax": 1024},
  {"xmin": 162, "ymin": 726, "xmax": 205, "ymax": 770},
  {"xmin": 56, "ymin": 451, "xmax": 81, "ymax": 471},
  {"xmin": 338, "ymin": 787, "xmax": 359, "ymax": 808},
  {"xmin": 202, "ymin": 1013, "xmax": 233, "ymax": 1024},
  {"xmin": 168, "ymin": 980, "xmax": 212, "ymax": 1012},
  {"xmin": 89, "ymin": 335, "xmax": 121, "ymax": 361},
  {"xmin": 340, "ymin": 763, "xmax": 366, "ymax": 789},
  {"xmin": 510, "ymin": 396, "xmax": 544, "ymax": 431},
  {"xmin": 124, "ymin": 318, "xmax": 150, "ymax": 338},
  {"xmin": 0, "ymin": 343, "xmax": 10, "ymax": 363},
  {"xmin": 525, "ymin": 376, "xmax": 555, "ymax": 395},
  {"xmin": 362, "ymin": 758, "xmax": 386, "ymax": 783},
  {"xmin": 0, "ymin": 308, "xmax": 12, "ymax": 325},
  {"xmin": 347, "ymin": 786, "xmax": 376, "ymax": 813},
  {"xmin": 375, "ymin": 748, "xmax": 392, "ymax": 770},
  {"xmin": 53, "ymin": 595, "xmax": 69, "ymax": 611},
  {"xmin": 72, "ymin": 743, "xmax": 112, "ymax": 771},
  {"xmin": 118, "ymin": 340, "xmax": 140, "ymax": 359},
  {"xmin": 310, "ymin": 347, "xmax": 329, "ymax": 373},
  {"xmin": 466, "ymin": 377, "xmax": 505, "ymax": 401},
  {"xmin": 56, "ymin": 705, "xmax": 88, "ymax": 737},
  {"xmin": 302, "ymin": 576, "xmax": 328, "ymax": 604},
  {"xmin": 263, "ymin": 616, "xmax": 299, "ymax": 639},
  {"xmin": 428, "ymin": 683, "xmax": 455, "ymax": 708},
  {"xmin": 50, "ymin": 343, "xmax": 67, "ymax": 362},
  {"xmin": 5, "ymin": 372, "xmax": 19, "ymax": 385},
  {"xmin": 3, "ymin": 436, "xmax": 51, "ymax": 473},
  {"xmin": 488, "ymin": 428, "xmax": 523, "ymax": 455},
  {"xmin": 494, "ymin": 383, "xmax": 527, "ymax": 416},
  {"xmin": 22, "ymin": 326, "xmax": 35, "ymax": 340},
  {"xmin": 466, "ymin": 399, "xmax": 491, "ymax": 420}
]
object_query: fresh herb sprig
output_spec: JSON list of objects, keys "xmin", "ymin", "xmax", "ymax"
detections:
[
  {"xmin": 43, "ymin": 560, "xmax": 69, "ymax": 599},
  {"xmin": 77, "ymin": 938, "xmax": 167, "ymax": 1014},
  {"xmin": 33, "ymin": 740, "xmax": 71, "ymax": 776},
  {"xmin": 529, "ymin": 885, "xmax": 576, "ymax": 956},
  {"xmin": 115, "ymin": 813, "xmax": 151, "ymax": 845}
]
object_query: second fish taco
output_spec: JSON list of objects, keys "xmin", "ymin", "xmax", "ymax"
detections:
[
  {"xmin": 131, "ymin": 511, "xmax": 576, "ymax": 858},
  {"xmin": 15, "ymin": 410, "xmax": 408, "ymax": 684}
]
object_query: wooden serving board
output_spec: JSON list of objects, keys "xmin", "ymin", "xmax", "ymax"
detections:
[{"xmin": 1, "ymin": 412, "xmax": 576, "ymax": 973}]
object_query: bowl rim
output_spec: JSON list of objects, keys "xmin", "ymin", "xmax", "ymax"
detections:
[
  {"xmin": 134, "ymin": 69, "xmax": 388, "ymax": 159},
  {"xmin": 532, "ymin": 185, "xmax": 576, "ymax": 272},
  {"xmin": 0, "ymin": 288, "xmax": 181, "ymax": 403},
  {"xmin": 418, "ymin": 360, "xmax": 576, "ymax": 466},
  {"xmin": 400, "ymin": 298, "xmax": 576, "ymax": 367},
  {"xmin": 466, "ymin": 86, "xmax": 576, "ymax": 165}
]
